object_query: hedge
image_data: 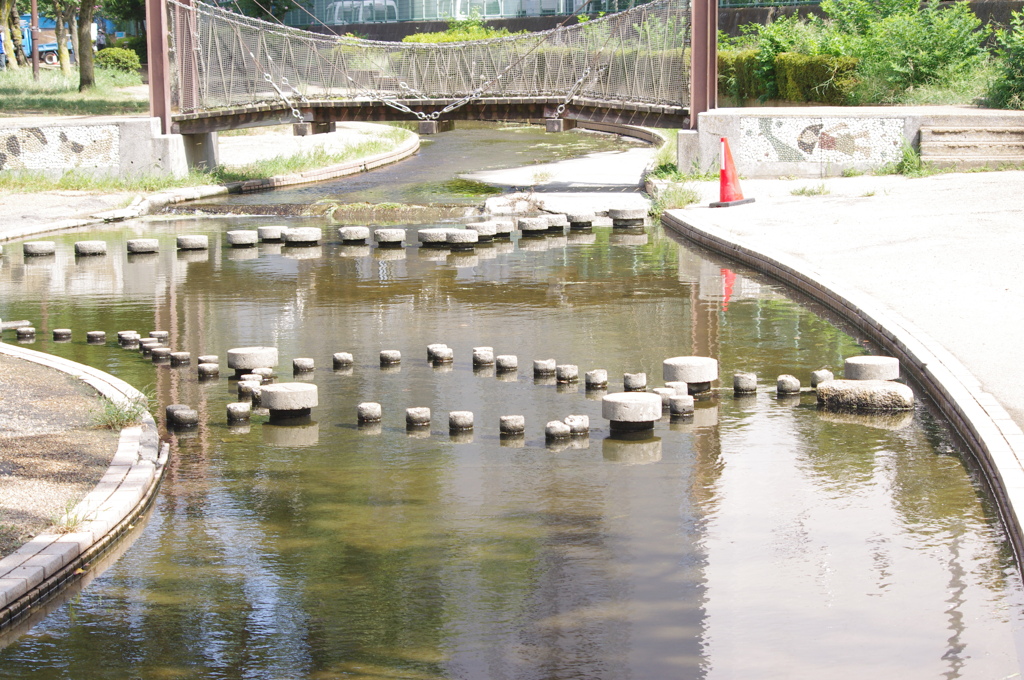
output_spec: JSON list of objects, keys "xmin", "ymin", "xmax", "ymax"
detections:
[{"xmin": 719, "ymin": 50, "xmax": 859, "ymax": 104}]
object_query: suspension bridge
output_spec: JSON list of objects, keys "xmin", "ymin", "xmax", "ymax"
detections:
[{"xmin": 145, "ymin": 0, "xmax": 717, "ymax": 141}]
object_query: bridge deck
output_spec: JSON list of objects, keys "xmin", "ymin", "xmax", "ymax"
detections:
[{"xmin": 171, "ymin": 97, "xmax": 690, "ymax": 134}]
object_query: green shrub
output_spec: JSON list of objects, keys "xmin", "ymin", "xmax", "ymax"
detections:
[
  {"xmin": 987, "ymin": 10, "xmax": 1024, "ymax": 109},
  {"xmin": 403, "ymin": 14, "xmax": 522, "ymax": 42},
  {"xmin": 775, "ymin": 52, "xmax": 859, "ymax": 104},
  {"xmin": 95, "ymin": 47, "xmax": 142, "ymax": 73},
  {"xmin": 819, "ymin": 0, "xmax": 918, "ymax": 36},
  {"xmin": 718, "ymin": 49, "xmax": 767, "ymax": 100},
  {"xmin": 850, "ymin": 1, "xmax": 986, "ymax": 102},
  {"xmin": 118, "ymin": 35, "xmax": 148, "ymax": 64}
]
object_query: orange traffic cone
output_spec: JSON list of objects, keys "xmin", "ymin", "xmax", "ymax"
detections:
[{"xmin": 710, "ymin": 137, "xmax": 755, "ymax": 208}]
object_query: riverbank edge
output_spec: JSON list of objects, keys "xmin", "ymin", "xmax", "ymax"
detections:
[
  {"xmin": 0, "ymin": 343, "xmax": 169, "ymax": 629},
  {"xmin": 661, "ymin": 209, "xmax": 1024, "ymax": 561},
  {"xmin": 0, "ymin": 131, "xmax": 421, "ymax": 244}
]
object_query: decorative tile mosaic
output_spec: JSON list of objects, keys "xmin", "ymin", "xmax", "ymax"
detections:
[
  {"xmin": 0, "ymin": 125, "xmax": 119, "ymax": 171},
  {"xmin": 738, "ymin": 117, "xmax": 905, "ymax": 166}
]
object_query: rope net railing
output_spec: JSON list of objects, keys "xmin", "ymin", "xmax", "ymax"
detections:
[{"xmin": 167, "ymin": 0, "xmax": 690, "ymax": 118}]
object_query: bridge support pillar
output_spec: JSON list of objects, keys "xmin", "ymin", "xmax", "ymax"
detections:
[
  {"xmin": 545, "ymin": 118, "xmax": 577, "ymax": 133},
  {"xmin": 418, "ymin": 120, "xmax": 455, "ymax": 135},
  {"xmin": 294, "ymin": 122, "xmax": 336, "ymax": 136},
  {"xmin": 183, "ymin": 132, "xmax": 220, "ymax": 171}
]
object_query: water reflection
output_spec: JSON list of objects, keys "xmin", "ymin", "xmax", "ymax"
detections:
[{"xmin": 0, "ymin": 216, "xmax": 1021, "ymax": 679}]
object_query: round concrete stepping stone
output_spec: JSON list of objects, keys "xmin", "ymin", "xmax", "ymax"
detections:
[
  {"xmin": 777, "ymin": 374, "xmax": 801, "ymax": 394},
  {"xmin": 844, "ymin": 356, "xmax": 899, "ymax": 381},
  {"xmin": 198, "ymin": 363, "xmax": 220, "ymax": 378},
  {"xmin": 586, "ymin": 369, "xmax": 608, "ymax": 389},
  {"xmin": 500, "ymin": 415, "xmax": 526, "ymax": 434},
  {"xmin": 417, "ymin": 228, "xmax": 454, "ymax": 246},
  {"xmin": 374, "ymin": 228, "xmax": 405, "ymax": 247},
  {"xmin": 663, "ymin": 356, "xmax": 718, "ymax": 394},
  {"xmin": 624, "ymin": 372, "xmax": 647, "ymax": 391},
  {"xmin": 432, "ymin": 347, "xmax": 454, "ymax": 364},
  {"xmin": 237, "ymin": 380, "xmax": 261, "ymax": 401},
  {"xmin": 564, "ymin": 414, "xmax": 589, "ymax": 434},
  {"xmin": 534, "ymin": 359, "xmax": 556, "ymax": 376},
  {"xmin": 811, "ymin": 369, "xmax": 834, "ymax": 388},
  {"xmin": 261, "ymin": 383, "xmax": 318, "ymax": 420},
  {"xmin": 226, "ymin": 230, "xmax": 258, "ymax": 247},
  {"xmin": 517, "ymin": 216, "xmax": 547, "ymax": 233},
  {"xmin": 602, "ymin": 392, "xmax": 662, "ymax": 431},
  {"xmin": 546, "ymin": 421, "xmax": 571, "ymax": 440},
  {"xmin": 473, "ymin": 347, "xmax": 495, "ymax": 366},
  {"xmin": 545, "ymin": 214, "xmax": 569, "ymax": 230},
  {"xmin": 170, "ymin": 351, "xmax": 191, "ymax": 366},
  {"xmin": 252, "ymin": 368, "xmax": 275, "ymax": 381},
  {"xmin": 427, "ymin": 343, "xmax": 448, "ymax": 360},
  {"xmin": 670, "ymin": 394, "xmax": 695, "ymax": 416},
  {"xmin": 23, "ymin": 241, "xmax": 56, "ymax": 256},
  {"xmin": 449, "ymin": 411, "xmax": 474, "ymax": 431},
  {"xmin": 87, "ymin": 331, "xmax": 106, "ymax": 344},
  {"xmin": 333, "ymin": 352, "xmax": 354, "ymax": 368},
  {"xmin": 567, "ymin": 212, "xmax": 595, "ymax": 228},
  {"xmin": 446, "ymin": 230, "xmax": 478, "ymax": 247},
  {"xmin": 609, "ymin": 207, "xmax": 646, "ymax": 227},
  {"xmin": 169, "ymin": 408, "xmax": 199, "ymax": 428},
  {"xmin": 380, "ymin": 349, "xmax": 401, "ymax": 365},
  {"xmin": 198, "ymin": 354, "xmax": 218, "ymax": 364},
  {"xmin": 52, "ymin": 329, "xmax": 72, "ymax": 341},
  {"xmin": 653, "ymin": 387, "xmax": 676, "ymax": 406},
  {"xmin": 227, "ymin": 346, "xmax": 279, "ymax": 374},
  {"xmin": 490, "ymin": 220, "xmax": 515, "ymax": 237},
  {"xmin": 496, "ymin": 355, "xmax": 518, "ymax": 372},
  {"xmin": 465, "ymin": 222, "xmax": 497, "ymax": 240},
  {"xmin": 293, "ymin": 358, "xmax": 315, "ymax": 373},
  {"xmin": 151, "ymin": 331, "xmax": 170, "ymax": 342},
  {"xmin": 151, "ymin": 347, "xmax": 172, "ymax": 362},
  {"xmin": 284, "ymin": 227, "xmax": 322, "ymax": 245},
  {"xmin": 75, "ymin": 241, "xmax": 107, "ymax": 256},
  {"xmin": 339, "ymin": 226, "xmax": 370, "ymax": 243},
  {"xmin": 734, "ymin": 371, "xmax": 757, "ymax": 394},
  {"xmin": 177, "ymin": 235, "xmax": 209, "ymax": 250},
  {"xmin": 406, "ymin": 407, "xmax": 431, "ymax": 427},
  {"xmin": 257, "ymin": 226, "xmax": 286, "ymax": 242},
  {"xmin": 556, "ymin": 364, "xmax": 578, "ymax": 383},
  {"xmin": 227, "ymin": 402, "xmax": 251, "ymax": 422},
  {"xmin": 358, "ymin": 402, "xmax": 382, "ymax": 422},
  {"xmin": 127, "ymin": 239, "xmax": 159, "ymax": 253},
  {"xmin": 817, "ymin": 379, "xmax": 914, "ymax": 411}
]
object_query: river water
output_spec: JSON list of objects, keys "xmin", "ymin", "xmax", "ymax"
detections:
[{"xmin": 0, "ymin": 125, "xmax": 1022, "ymax": 679}]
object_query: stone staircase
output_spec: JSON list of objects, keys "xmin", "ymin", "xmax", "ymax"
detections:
[{"xmin": 919, "ymin": 126, "xmax": 1024, "ymax": 169}]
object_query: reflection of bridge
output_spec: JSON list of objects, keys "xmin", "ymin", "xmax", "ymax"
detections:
[{"xmin": 145, "ymin": 0, "xmax": 719, "ymax": 150}]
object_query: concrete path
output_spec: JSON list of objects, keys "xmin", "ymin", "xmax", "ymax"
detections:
[{"xmin": 673, "ymin": 172, "xmax": 1024, "ymax": 429}]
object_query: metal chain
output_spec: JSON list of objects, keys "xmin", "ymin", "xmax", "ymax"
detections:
[{"xmin": 551, "ymin": 64, "xmax": 607, "ymax": 118}]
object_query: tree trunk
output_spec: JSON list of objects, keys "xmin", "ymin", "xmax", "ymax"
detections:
[
  {"xmin": 6, "ymin": 3, "xmax": 25, "ymax": 67},
  {"xmin": 53, "ymin": 4, "xmax": 72, "ymax": 74},
  {"xmin": 69, "ymin": 15, "xmax": 79, "ymax": 68},
  {"xmin": 77, "ymin": 4, "xmax": 94, "ymax": 90}
]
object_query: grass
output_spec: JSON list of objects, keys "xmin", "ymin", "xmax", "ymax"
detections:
[
  {"xmin": 92, "ymin": 388, "xmax": 154, "ymax": 430},
  {"xmin": 49, "ymin": 499, "xmax": 93, "ymax": 535},
  {"xmin": 0, "ymin": 126, "xmax": 415, "ymax": 194},
  {"xmin": 0, "ymin": 67, "xmax": 148, "ymax": 116},
  {"xmin": 651, "ymin": 182, "xmax": 701, "ymax": 217},
  {"xmin": 791, "ymin": 183, "xmax": 830, "ymax": 196},
  {"xmin": 648, "ymin": 162, "xmax": 719, "ymax": 183}
]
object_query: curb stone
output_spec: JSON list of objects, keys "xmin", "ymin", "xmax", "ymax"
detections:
[
  {"xmin": 661, "ymin": 208, "xmax": 1024, "ymax": 561},
  {"xmin": 0, "ymin": 343, "xmax": 167, "ymax": 628}
]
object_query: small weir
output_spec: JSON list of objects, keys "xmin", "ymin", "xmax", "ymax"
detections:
[{"xmin": 0, "ymin": 126, "xmax": 1022, "ymax": 677}]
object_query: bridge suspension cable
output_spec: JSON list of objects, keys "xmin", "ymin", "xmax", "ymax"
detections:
[{"xmin": 166, "ymin": 0, "xmax": 690, "ymax": 119}]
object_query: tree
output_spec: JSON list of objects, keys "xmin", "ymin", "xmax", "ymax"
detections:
[
  {"xmin": 45, "ymin": 0, "xmax": 78, "ymax": 73},
  {"xmin": 77, "ymin": 0, "xmax": 94, "ymax": 89}
]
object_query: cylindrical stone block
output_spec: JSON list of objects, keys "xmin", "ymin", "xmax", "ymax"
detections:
[
  {"xmin": 534, "ymin": 359, "xmax": 556, "ymax": 376},
  {"xmin": 237, "ymin": 381, "xmax": 261, "ymax": 403},
  {"xmin": 544, "ymin": 214, "xmax": 569, "ymax": 230},
  {"xmin": 374, "ymin": 228, "xmax": 405, "ymax": 247},
  {"xmin": 227, "ymin": 347, "xmax": 279, "ymax": 373},
  {"xmin": 602, "ymin": 392, "xmax": 662, "ymax": 431},
  {"xmin": 449, "ymin": 411, "xmax": 474, "ymax": 431},
  {"xmin": 447, "ymin": 230, "xmax": 478, "ymax": 248},
  {"xmin": 567, "ymin": 212, "xmax": 595, "ymax": 228},
  {"xmin": 293, "ymin": 358, "xmax": 315, "ymax": 373},
  {"xmin": 564, "ymin": 414, "xmax": 589, "ymax": 435},
  {"xmin": 238, "ymin": 373, "xmax": 262, "ymax": 384},
  {"xmin": 500, "ymin": 415, "xmax": 526, "ymax": 434},
  {"xmin": 473, "ymin": 347, "xmax": 495, "ymax": 366},
  {"xmin": 653, "ymin": 387, "xmax": 676, "ymax": 407},
  {"xmin": 663, "ymin": 356, "xmax": 718, "ymax": 394},
  {"xmin": 432, "ymin": 347, "xmax": 454, "ymax": 364},
  {"xmin": 87, "ymin": 331, "xmax": 106, "ymax": 344},
  {"xmin": 406, "ymin": 407, "xmax": 431, "ymax": 427},
  {"xmin": 177, "ymin": 235, "xmax": 209, "ymax": 250},
  {"xmin": 517, "ymin": 216, "xmax": 547, "ymax": 233},
  {"xmin": 609, "ymin": 207, "xmax": 646, "ymax": 227},
  {"xmin": 817, "ymin": 379, "xmax": 914, "ymax": 411},
  {"xmin": 496, "ymin": 355, "xmax": 518, "ymax": 372},
  {"xmin": 585, "ymin": 369, "xmax": 608, "ymax": 389},
  {"xmin": 465, "ymin": 222, "xmax": 497, "ymax": 241},
  {"xmin": 670, "ymin": 394, "xmax": 696, "ymax": 416},
  {"xmin": 252, "ymin": 367, "xmax": 275, "ymax": 382},
  {"xmin": 150, "ymin": 331, "xmax": 170, "ymax": 342},
  {"xmin": 226, "ymin": 230, "xmax": 258, "ymax": 247},
  {"xmin": 491, "ymin": 220, "xmax": 515, "ymax": 237},
  {"xmin": 169, "ymin": 408, "xmax": 199, "ymax": 428},
  {"xmin": 284, "ymin": 227, "xmax": 322, "ymax": 245},
  {"xmin": 546, "ymin": 420, "xmax": 571, "ymax": 440},
  {"xmin": 734, "ymin": 371, "xmax": 758, "ymax": 394},
  {"xmin": 624, "ymin": 372, "xmax": 647, "ymax": 391},
  {"xmin": 358, "ymin": 402, "xmax": 382, "ymax": 423},
  {"xmin": 151, "ymin": 347, "xmax": 172, "ymax": 362},
  {"xmin": 52, "ymin": 328, "xmax": 72, "ymax": 341},
  {"xmin": 777, "ymin": 374, "xmax": 801, "ymax": 394},
  {"xmin": 811, "ymin": 369, "xmax": 835, "ymax": 388},
  {"xmin": 74, "ymin": 240, "xmax": 107, "ymax": 256},
  {"xmin": 333, "ymin": 352, "xmax": 354, "ymax": 368},
  {"xmin": 170, "ymin": 351, "xmax": 191, "ymax": 366},
  {"xmin": 844, "ymin": 356, "xmax": 900, "ymax": 381},
  {"xmin": 227, "ymin": 402, "xmax": 251, "ymax": 422},
  {"xmin": 665, "ymin": 381, "xmax": 688, "ymax": 394},
  {"xmin": 127, "ymin": 239, "xmax": 159, "ymax": 254},
  {"xmin": 339, "ymin": 226, "xmax": 371, "ymax": 243},
  {"xmin": 165, "ymin": 404, "xmax": 189, "ymax": 421},
  {"xmin": 261, "ymin": 383, "xmax": 318, "ymax": 417},
  {"xmin": 198, "ymin": 354, "xmax": 218, "ymax": 364},
  {"xmin": 198, "ymin": 363, "xmax": 220, "ymax": 378},
  {"xmin": 380, "ymin": 349, "xmax": 402, "ymax": 366},
  {"xmin": 23, "ymin": 241, "xmax": 56, "ymax": 256},
  {"xmin": 427, "ymin": 344, "xmax": 448, "ymax": 361},
  {"xmin": 556, "ymin": 364, "xmax": 579, "ymax": 383},
  {"xmin": 257, "ymin": 226, "xmax": 286, "ymax": 242},
  {"xmin": 417, "ymin": 228, "xmax": 454, "ymax": 246}
]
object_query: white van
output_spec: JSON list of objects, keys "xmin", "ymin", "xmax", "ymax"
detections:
[{"xmin": 326, "ymin": 0, "xmax": 399, "ymax": 24}]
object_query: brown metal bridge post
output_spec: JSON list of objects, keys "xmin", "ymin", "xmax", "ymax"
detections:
[
  {"xmin": 689, "ymin": 0, "xmax": 717, "ymax": 129},
  {"xmin": 147, "ymin": 0, "xmax": 172, "ymax": 134}
]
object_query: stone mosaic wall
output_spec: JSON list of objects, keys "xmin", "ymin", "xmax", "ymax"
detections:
[
  {"xmin": 0, "ymin": 125, "xmax": 120, "ymax": 172},
  {"xmin": 738, "ymin": 117, "xmax": 904, "ymax": 166}
]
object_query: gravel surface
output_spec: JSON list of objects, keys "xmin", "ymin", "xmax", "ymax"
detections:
[{"xmin": 0, "ymin": 354, "xmax": 118, "ymax": 558}]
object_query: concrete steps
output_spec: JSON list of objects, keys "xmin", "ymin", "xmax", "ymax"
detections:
[{"xmin": 920, "ymin": 126, "xmax": 1024, "ymax": 169}]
